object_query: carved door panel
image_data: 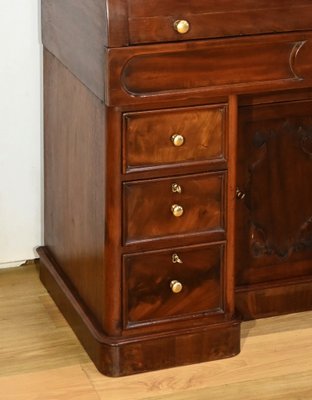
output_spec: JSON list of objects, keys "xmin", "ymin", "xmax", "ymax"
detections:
[{"xmin": 236, "ymin": 99, "xmax": 312, "ymax": 286}]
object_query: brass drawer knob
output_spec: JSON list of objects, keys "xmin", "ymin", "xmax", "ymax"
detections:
[
  {"xmin": 173, "ymin": 20, "xmax": 190, "ymax": 34},
  {"xmin": 170, "ymin": 280, "xmax": 183, "ymax": 294},
  {"xmin": 171, "ymin": 134, "xmax": 185, "ymax": 147},
  {"xmin": 171, "ymin": 204, "xmax": 184, "ymax": 217}
]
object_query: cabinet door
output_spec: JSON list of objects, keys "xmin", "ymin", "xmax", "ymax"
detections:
[{"xmin": 236, "ymin": 100, "xmax": 312, "ymax": 286}]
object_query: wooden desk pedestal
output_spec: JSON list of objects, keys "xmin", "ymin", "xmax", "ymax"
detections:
[{"xmin": 39, "ymin": 0, "xmax": 312, "ymax": 376}]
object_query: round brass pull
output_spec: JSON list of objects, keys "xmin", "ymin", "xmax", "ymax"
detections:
[
  {"xmin": 171, "ymin": 204, "xmax": 184, "ymax": 217},
  {"xmin": 171, "ymin": 134, "xmax": 185, "ymax": 147},
  {"xmin": 173, "ymin": 20, "xmax": 190, "ymax": 34},
  {"xmin": 170, "ymin": 280, "xmax": 183, "ymax": 294}
]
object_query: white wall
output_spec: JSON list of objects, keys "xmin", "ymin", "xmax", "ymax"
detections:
[{"xmin": 0, "ymin": 1, "xmax": 42, "ymax": 266}]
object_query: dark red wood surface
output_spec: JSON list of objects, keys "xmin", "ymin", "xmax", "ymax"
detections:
[
  {"xmin": 43, "ymin": 50, "xmax": 107, "ymax": 330},
  {"xmin": 123, "ymin": 172, "xmax": 226, "ymax": 245},
  {"xmin": 128, "ymin": 0, "xmax": 312, "ymax": 44},
  {"xmin": 124, "ymin": 243, "xmax": 225, "ymax": 327},
  {"xmin": 39, "ymin": 246, "xmax": 241, "ymax": 376},
  {"xmin": 236, "ymin": 99, "xmax": 312, "ymax": 287},
  {"xmin": 123, "ymin": 105, "xmax": 227, "ymax": 173},
  {"xmin": 41, "ymin": 0, "xmax": 312, "ymax": 376},
  {"xmin": 106, "ymin": 33, "xmax": 312, "ymax": 106}
]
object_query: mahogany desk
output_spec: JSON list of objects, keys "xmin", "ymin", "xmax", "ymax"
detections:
[{"xmin": 39, "ymin": 0, "xmax": 312, "ymax": 376}]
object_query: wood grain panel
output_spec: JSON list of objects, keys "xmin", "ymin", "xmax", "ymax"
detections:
[
  {"xmin": 123, "ymin": 105, "xmax": 227, "ymax": 173},
  {"xmin": 122, "ymin": 40, "xmax": 303, "ymax": 93},
  {"xmin": 106, "ymin": 33, "xmax": 312, "ymax": 106},
  {"xmin": 124, "ymin": 243, "xmax": 225, "ymax": 327},
  {"xmin": 224, "ymin": 95, "xmax": 238, "ymax": 318},
  {"xmin": 42, "ymin": 0, "xmax": 108, "ymax": 100},
  {"xmin": 128, "ymin": 0, "xmax": 312, "ymax": 44},
  {"xmin": 236, "ymin": 99, "xmax": 312, "ymax": 287},
  {"xmin": 42, "ymin": 0, "xmax": 132, "ymax": 99},
  {"xmin": 43, "ymin": 50, "xmax": 107, "ymax": 330},
  {"xmin": 236, "ymin": 277, "xmax": 312, "ymax": 320},
  {"xmin": 41, "ymin": 0, "xmax": 312, "ymax": 100},
  {"xmin": 39, "ymin": 250, "xmax": 240, "ymax": 376},
  {"xmin": 129, "ymin": 0, "xmax": 312, "ymax": 17},
  {"xmin": 123, "ymin": 172, "xmax": 226, "ymax": 245}
]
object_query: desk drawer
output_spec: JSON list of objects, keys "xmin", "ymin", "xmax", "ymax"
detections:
[
  {"xmin": 127, "ymin": 0, "xmax": 312, "ymax": 44},
  {"xmin": 107, "ymin": 32, "xmax": 312, "ymax": 106},
  {"xmin": 123, "ymin": 243, "xmax": 225, "ymax": 327},
  {"xmin": 123, "ymin": 105, "xmax": 227, "ymax": 173},
  {"xmin": 123, "ymin": 172, "xmax": 226, "ymax": 245}
]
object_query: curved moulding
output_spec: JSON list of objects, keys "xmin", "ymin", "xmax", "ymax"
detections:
[{"xmin": 106, "ymin": 32, "xmax": 312, "ymax": 106}]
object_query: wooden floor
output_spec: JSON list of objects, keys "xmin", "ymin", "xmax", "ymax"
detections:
[{"xmin": 0, "ymin": 264, "xmax": 312, "ymax": 400}]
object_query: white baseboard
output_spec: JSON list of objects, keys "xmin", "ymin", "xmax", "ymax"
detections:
[{"xmin": 0, "ymin": 260, "xmax": 27, "ymax": 269}]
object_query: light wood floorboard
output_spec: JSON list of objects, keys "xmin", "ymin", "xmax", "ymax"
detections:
[{"xmin": 0, "ymin": 264, "xmax": 311, "ymax": 400}]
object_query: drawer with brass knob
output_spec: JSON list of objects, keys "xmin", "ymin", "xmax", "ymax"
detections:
[
  {"xmin": 123, "ymin": 243, "xmax": 225, "ymax": 327},
  {"xmin": 123, "ymin": 172, "xmax": 226, "ymax": 245},
  {"xmin": 123, "ymin": 105, "xmax": 227, "ymax": 173},
  {"xmin": 126, "ymin": 1, "xmax": 312, "ymax": 45}
]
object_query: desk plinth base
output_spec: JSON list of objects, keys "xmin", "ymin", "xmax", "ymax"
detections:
[
  {"xmin": 236, "ymin": 278, "xmax": 312, "ymax": 321},
  {"xmin": 38, "ymin": 247, "xmax": 241, "ymax": 377}
]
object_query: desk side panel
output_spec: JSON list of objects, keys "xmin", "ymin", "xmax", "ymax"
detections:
[
  {"xmin": 42, "ymin": 0, "xmax": 107, "ymax": 100},
  {"xmin": 43, "ymin": 50, "xmax": 107, "ymax": 330}
]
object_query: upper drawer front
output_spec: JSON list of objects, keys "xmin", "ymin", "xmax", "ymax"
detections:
[
  {"xmin": 106, "ymin": 32, "xmax": 312, "ymax": 106},
  {"xmin": 127, "ymin": 0, "xmax": 312, "ymax": 44},
  {"xmin": 123, "ymin": 172, "xmax": 225, "ymax": 245},
  {"xmin": 124, "ymin": 105, "xmax": 227, "ymax": 173}
]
